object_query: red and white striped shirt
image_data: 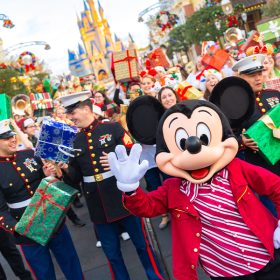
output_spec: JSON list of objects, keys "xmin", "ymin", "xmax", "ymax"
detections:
[{"xmin": 180, "ymin": 169, "xmax": 271, "ymax": 277}]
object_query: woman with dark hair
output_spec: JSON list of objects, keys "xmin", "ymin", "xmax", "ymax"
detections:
[{"xmin": 157, "ymin": 86, "xmax": 180, "ymax": 109}]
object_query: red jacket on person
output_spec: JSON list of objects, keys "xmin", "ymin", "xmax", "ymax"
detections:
[{"xmin": 123, "ymin": 158, "xmax": 280, "ymax": 280}]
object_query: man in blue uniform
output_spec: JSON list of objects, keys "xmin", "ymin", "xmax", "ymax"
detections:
[
  {"xmin": 0, "ymin": 119, "xmax": 83, "ymax": 280},
  {"xmin": 59, "ymin": 91, "xmax": 164, "ymax": 280}
]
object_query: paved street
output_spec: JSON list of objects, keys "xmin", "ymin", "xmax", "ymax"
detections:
[{"xmin": 0, "ymin": 197, "xmax": 210, "ymax": 280}]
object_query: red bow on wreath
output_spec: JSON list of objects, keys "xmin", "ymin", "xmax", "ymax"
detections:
[
  {"xmin": 253, "ymin": 45, "xmax": 268, "ymax": 54},
  {"xmin": 227, "ymin": 15, "xmax": 239, "ymax": 28},
  {"xmin": 25, "ymin": 64, "xmax": 36, "ymax": 73}
]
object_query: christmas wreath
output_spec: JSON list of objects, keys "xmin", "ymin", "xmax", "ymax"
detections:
[
  {"xmin": 18, "ymin": 51, "xmax": 36, "ymax": 72},
  {"xmin": 156, "ymin": 11, "xmax": 179, "ymax": 32}
]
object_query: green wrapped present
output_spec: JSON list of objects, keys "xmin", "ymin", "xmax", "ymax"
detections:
[
  {"xmin": 0, "ymin": 94, "xmax": 12, "ymax": 121},
  {"xmin": 257, "ymin": 18, "xmax": 280, "ymax": 44},
  {"xmin": 245, "ymin": 104, "xmax": 280, "ymax": 165},
  {"xmin": 15, "ymin": 177, "xmax": 78, "ymax": 246}
]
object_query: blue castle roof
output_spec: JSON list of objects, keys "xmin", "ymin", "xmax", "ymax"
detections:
[
  {"xmin": 68, "ymin": 50, "xmax": 77, "ymax": 61},
  {"xmin": 78, "ymin": 44, "xmax": 86, "ymax": 55}
]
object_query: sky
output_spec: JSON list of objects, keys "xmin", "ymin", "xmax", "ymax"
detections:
[{"xmin": 1, "ymin": 0, "xmax": 159, "ymax": 75}]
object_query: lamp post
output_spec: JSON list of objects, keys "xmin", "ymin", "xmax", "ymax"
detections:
[{"xmin": 221, "ymin": 0, "xmax": 233, "ymax": 16}]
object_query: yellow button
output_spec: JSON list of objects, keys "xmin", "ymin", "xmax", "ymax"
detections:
[
  {"xmin": 6, "ymin": 158, "xmax": 9, "ymax": 161},
  {"xmin": 9, "ymin": 183, "xmax": 13, "ymax": 187},
  {"xmin": 261, "ymin": 108, "xmax": 266, "ymax": 113},
  {"xmin": 17, "ymin": 167, "xmax": 21, "ymax": 171},
  {"xmin": 12, "ymin": 162, "xmax": 16, "ymax": 165},
  {"xmin": 91, "ymin": 153, "xmax": 95, "ymax": 158},
  {"xmin": 194, "ymin": 248, "xmax": 198, "ymax": 252},
  {"xmin": 90, "ymin": 125, "xmax": 93, "ymax": 129},
  {"xmin": 21, "ymin": 173, "xmax": 25, "ymax": 177},
  {"xmin": 177, "ymin": 214, "xmax": 180, "ymax": 218},
  {"xmin": 94, "ymin": 168, "xmax": 99, "ymax": 172},
  {"xmin": 25, "ymin": 179, "xmax": 29, "ymax": 183},
  {"xmin": 30, "ymin": 191, "xmax": 33, "ymax": 195},
  {"xmin": 256, "ymin": 97, "xmax": 260, "ymax": 101},
  {"xmin": 10, "ymin": 228, "xmax": 13, "ymax": 231},
  {"xmin": 89, "ymin": 146, "xmax": 93, "ymax": 150},
  {"xmin": 191, "ymin": 265, "xmax": 195, "ymax": 269},
  {"xmin": 87, "ymin": 132, "xmax": 92, "ymax": 137},
  {"xmin": 104, "ymin": 144, "xmax": 108, "ymax": 147},
  {"xmin": 93, "ymin": 161, "xmax": 97, "ymax": 165},
  {"xmin": 27, "ymin": 185, "xmax": 31, "ymax": 189},
  {"xmin": 88, "ymin": 139, "xmax": 93, "ymax": 143},
  {"xmin": 196, "ymin": 233, "xmax": 200, "ymax": 237},
  {"xmin": 259, "ymin": 102, "xmax": 263, "ymax": 106}
]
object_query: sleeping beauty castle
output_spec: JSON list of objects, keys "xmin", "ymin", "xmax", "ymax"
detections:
[{"xmin": 68, "ymin": 0, "xmax": 136, "ymax": 81}]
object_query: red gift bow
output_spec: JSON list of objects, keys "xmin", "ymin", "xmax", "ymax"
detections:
[
  {"xmin": 253, "ymin": 45, "xmax": 268, "ymax": 54},
  {"xmin": 177, "ymin": 85, "xmax": 193, "ymax": 100},
  {"xmin": 23, "ymin": 181, "xmax": 67, "ymax": 235},
  {"xmin": 113, "ymin": 50, "xmax": 138, "ymax": 81},
  {"xmin": 196, "ymin": 66, "xmax": 214, "ymax": 80}
]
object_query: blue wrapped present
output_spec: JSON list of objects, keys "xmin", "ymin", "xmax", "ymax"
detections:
[{"xmin": 35, "ymin": 118, "xmax": 79, "ymax": 163}]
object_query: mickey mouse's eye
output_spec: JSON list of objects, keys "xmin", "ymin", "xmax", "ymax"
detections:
[
  {"xmin": 175, "ymin": 128, "xmax": 189, "ymax": 151},
  {"xmin": 196, "ymin": 123, "xmax": 211, "ymax": 146}
]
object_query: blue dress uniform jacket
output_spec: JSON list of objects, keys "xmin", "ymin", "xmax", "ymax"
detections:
[
  {"xmin": 242, "ymin": 89, "xmax": 280, "ymax": 175},
  {"xmin": 66, "ymin": 120, "xmax": 134, "ymax": 224},
  {"xmin": 0, "ymin": 149, "xmax": 45, "ymax": 244}
]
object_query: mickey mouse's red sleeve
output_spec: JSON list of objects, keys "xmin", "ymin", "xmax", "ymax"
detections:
[{"xmin": 114, "ymin": 122, "xmax": 134, "ymax": 149}]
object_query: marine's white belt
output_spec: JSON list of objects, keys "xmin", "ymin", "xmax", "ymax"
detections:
[
  {"xmin": 83, "ymin": 171, "xmax": 114, "ymax": 183},
  {"xmin": 7, "ymin": 199, "xmax": 32, "ymax": 209}
]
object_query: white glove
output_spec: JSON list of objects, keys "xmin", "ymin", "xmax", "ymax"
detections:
[
  {"xmin": 274, "ymin": 220, "xmax": 280, "ymax": 249},
  {"xmin": 108, "ymin": 144, "xmax": 149, "ymax": 192}
]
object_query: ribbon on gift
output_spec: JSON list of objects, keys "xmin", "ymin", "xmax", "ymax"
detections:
[
  {"xmin": 23, "ymin": 180, "xmax": 67, "ymax": 235},
  {"xmin": 31, "ymin": 98, "xmax": 53, "ymax": 110},
  {"xmin": 260, "ymin": 114, "xmax": 280, "ymax": 139},
  {"xmin": 113, "ymin": 50, "xmax": 138, "ymax": 82},
  {"xmin": 260, "ymin": 20, "xmax": 280, "ymax": 40},
  {"xmin": 177, "ymin": 85, "xmax": 193, "ymax": 100}
]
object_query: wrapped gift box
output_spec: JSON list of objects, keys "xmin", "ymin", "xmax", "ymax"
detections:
[
  {"xmin": 201, "ymin": 46, "xmax": 230, "ymax": 71},
  {"xmin": 15, "ymin": 177, "xmax": 78, "ymax": 246},
  {"xmin": 257, "ymin": 18, "xmax": 280, "ymax": 44},
  {"xmin": 244, "ymin": 104, "xmax": 280, "ymax": 165},
  {"xmin": 175, "ymin": 81, "xmax": 203, "ymax": 100},
  {"xmin": 30, "ymin": 92, "xmax": 54, "ymax": 111},
  {"xmin": 148, "ymin": 48, "xmax": 170, "ymax": 68},
  {"xmin": 112, "ymin": 49, "xmax": 139, "ymax": 83},
  {"xmin": 265, "ymin": 78, "xmax": 280, "ymax": 91},
  {"xmin": 0, "ymin": 94, "xmax": 12, "ymax": 121},
  {"xmin": 35, "ymin": 118, "xmax": 79, "ymax": 163}
]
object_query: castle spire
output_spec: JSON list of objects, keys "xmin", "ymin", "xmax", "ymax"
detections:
[
  {"xmin": 128, "ymin": 33, "xmax": 135, "ymax": 43},
  {"xmin": 68, "ymin": 50, "xmax": 77, "ymax": 61},
  {"xmin": 78, "ymin": 44, "xmax": 86, "ymax": 56},
  {"xmin": 87, "ymin": 0, "xmax": 100, "ymax": 27},
  {"xmin": 83, "ymin": 0, "xmax": 89, "ymax": 11},
  {"xmin": 97, "ymin": 0, "xmax": 104, "ymax": 19},
  {"xmin": 114, "ymin": 33, "xmax": 120, "ymax": 42}
]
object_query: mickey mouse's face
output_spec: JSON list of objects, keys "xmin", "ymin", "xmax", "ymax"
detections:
[{"xmin": 156, "ymin": 105, "xmax": 238, "ymax": 184}]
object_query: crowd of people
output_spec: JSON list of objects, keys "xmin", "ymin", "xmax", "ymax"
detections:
[{"xmin": 0, "ymin": 35, "xmax": 279, "ymax": 280}]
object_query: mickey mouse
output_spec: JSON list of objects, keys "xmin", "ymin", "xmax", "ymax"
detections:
[{"xmin": 108, "ymin": 77, "xmax": 280, "ymax": 280}]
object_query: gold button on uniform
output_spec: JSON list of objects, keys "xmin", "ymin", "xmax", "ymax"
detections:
[
  {"xmin": 256, "ymin": 97, "xmax": 260, "ymax": 101},
  {"xmin": 21, "ymin": 173, "xmax": 25, "ymax": 177},
  {"xmin": 25, "ymin": 179, "xmax": 29, "ymax": 183},
  {"xmin": 93, "ymin": 161, "xmax": 97, "ymax": 165},
  {"xmin": 194, "ymin": 248, "xmax": 198, "ymax": 252},
  {"xmin": 91, "ymin": 153, "xmax": 95, "ymax": 158},
  {"xmin": 87, "ymin": 132, "xmax": 92, "ymax": 137},
  {"xmin": 261, "ymin": 108, "xmax": 266, "ymax": 113},
  {"xmin": 6, "ymin": 158, "xmax": 9, "ymax": 161},
  {"xmin": 88, "ymin": 139, "xmax": 92, "ymax": 143},
  {"xmin": 12, "ymin": 162, "xmax": 16, "ymax": 165},
  {"xmin": 94, "ymin": 168, "xmax": 99, "ymax": 172},
  {"xmin": 89, "ymin": 146, "xmax": 93, "ymax": 150},
  {"xmin": 9, "ymin": 183, "xmax": 13, "ymax": 187},
  {"xmin": 30, "ymin": 191, "xmax": 33, "ymax": 195},
  {"xmin": 104, "ymin": 144, "xmax": 108, "ymax": 147},
  {"xmin": 259, "ymin": 102, "xmax": 263, "ymax": 106},
  {"xmin": 17, "ymin": 167, "xmax": 21, "ymax": 171},
  {"xmin": 27, "ymin": 185, "xmax": 31, "ymax": 189}
]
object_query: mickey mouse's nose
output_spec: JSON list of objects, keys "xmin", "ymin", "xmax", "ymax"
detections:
[{"xmin": 185, "ymin": 136, "xmax": 202, "ymax": 154}]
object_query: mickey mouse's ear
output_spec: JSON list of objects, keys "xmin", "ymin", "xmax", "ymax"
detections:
[
  {"xmin": 209, "ymin": 77, "xmax": 255, "ymax": 128},
  {"xmin": 126, "ymin": 96, "xmax": 165, "ymax": 144}
]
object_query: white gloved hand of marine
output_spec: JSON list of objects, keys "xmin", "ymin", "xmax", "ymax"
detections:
[{"xmin": 108, "ymin": 144, "xmax": 149, "ymax": 193}]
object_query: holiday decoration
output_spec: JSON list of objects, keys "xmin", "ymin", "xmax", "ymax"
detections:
[
  {"xmin": 257, "ymin": 18, "xmax": 280, "ymax": 44},
  {"xmin": 265, "ymin": 78, "xmax": 280, "ymax": 92},
  {"xmin": 148, "ymin": 48, "xmax": 170, "ymax": 68},
  {"xmin": 156, "ymin": 11, "xmax": 179, "ymax": 32},
  {"xmin": 201, "ymin": 46, "xmax": 230, "ymax": 71},
  {"xmin": 0, "ymin": 94, "xmax": 12, "ymax": 121},
  {"xmin": 15, "ymin": 177, "xmax": 78, "ymax": 246},
  {"xmin": 35, "ymin": 118, "xmax": 79, "ymax": 163},
  {"xmin": 18, "ymin": 52, "xmax": 36, "ymax": 73},
  {"xmin": 175, "ymin": 81, "xmax": 203, "ymax": 100},
  {"xmin": 30, "ymin": 93, "xmax": 54, "ymax": 111},
  {"xmin": 245, "ymin": 104, "xmax": 280, "ymax": 165},
  {"xmin": 111, "ymin": 49, "xmax": 139, "ymax": 83}
]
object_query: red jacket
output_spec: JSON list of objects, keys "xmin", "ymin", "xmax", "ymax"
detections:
[{"xmin": 123, "ymin": 158, "xmax": 280, "ymax": 280}]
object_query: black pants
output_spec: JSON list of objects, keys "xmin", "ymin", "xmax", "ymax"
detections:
[
  {"xmin": 0, "ymin": 229, "xmax": 32, "ymax": 280},
  {"xmin": 211, "ymin": 249, "xmax": 280, "ymax": 280}
]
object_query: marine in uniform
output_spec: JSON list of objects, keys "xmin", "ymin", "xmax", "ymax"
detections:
[
  {"xmin": 233, "ymin": 54, "xmax": 280, "ymax": 215},
  {"xmin": 0, "ymin": 119, "xmax": 83, "ymax": 280},
  {"xmin": 59, "ymin": 91, "xmax": 164, "ymax": 280}
]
